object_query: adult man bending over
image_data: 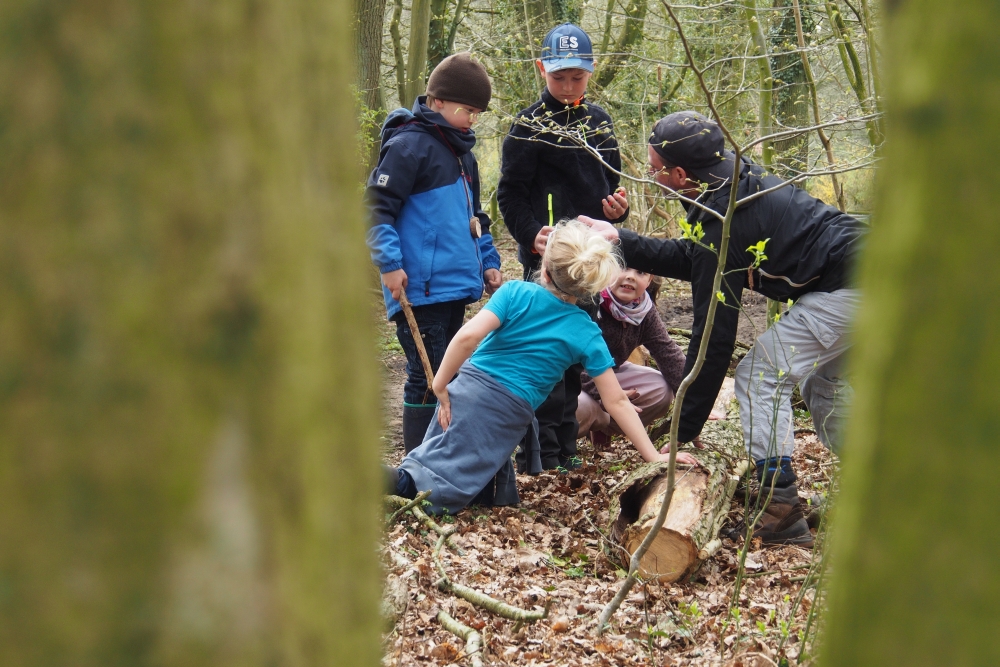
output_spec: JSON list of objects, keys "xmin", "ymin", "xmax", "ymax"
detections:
[{"xmin": 583, "ymin": 111, "xmax": 865, "ymax": 546}]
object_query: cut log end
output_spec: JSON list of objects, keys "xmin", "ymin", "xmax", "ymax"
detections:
[
  {"xmin": 607, "ymin": 396, "xmax": 746, "ymax": 584},
  {"xmin": 625, "ymin": 527, "xmax": 698, "ymax": 583}
]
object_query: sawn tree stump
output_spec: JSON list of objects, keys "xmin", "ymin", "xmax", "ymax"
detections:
[{"xmin": 607, "ymin": 384, "xmax": 748, "ymax": 583}]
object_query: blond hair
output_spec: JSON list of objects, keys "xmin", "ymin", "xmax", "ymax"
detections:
[{"xmin": 541, "ymin": 219, "xmax": 621, "ymax": 299}]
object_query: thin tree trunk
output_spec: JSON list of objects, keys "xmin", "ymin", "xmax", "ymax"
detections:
[
  {"xmin": 405, "ymin": 0, "xmax": 433, "ymax": 104},
  {"xmin": 769, "ymin": 0, "xmax": 812, "ymax": 177},
  {"xmin": 446, "ymin": 0, "xmax": 470, "ymax": 54},
  {"xmin": 0, "ymin": 0, "xmax": 382, "ymax": 664},
  {"xmin": 390, "ymin": 0, "xmax": 408, "ymax": 105},
  {"xmin": 825, "ymin": 0, "xmax": 883, "ymax": 146},
  {"xmin": 357, "ymin": 0, "xmax": 389, "ymax": 171},
  {"xmin": 427, "ymin": 0, "xmax": 451, "ymax": 71},
  {"xmin": 823, "ymin": 0, "xmax": 1000, "ymax": 664},
  {"xmin": 593, "ymin": 0, "xmax": 648, "ymax": 90},
  {"xmin": 740, "ymin": 0, "xmax": 774, "ymax": 168},
  {"xmin": 792, "ymin": 0, "xmax": 846, "ymax": 211}
]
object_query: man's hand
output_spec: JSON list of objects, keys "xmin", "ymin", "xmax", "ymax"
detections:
[
  {"xmin": 382, "ymin": 268, "xmax": 408, "ymax": 301},
  {"xmin": 577, "ymin": 216, "xmax": 620, "ymax": 244},
  {"xmin": 484, "ymin": 268, "xmax": 503, "ymax": 295},
  {"xmin": 533, "ymin": 226, "xmax": 556, "ymax": 255},
  {"xmin": 602, "ymin": 189, "xmax": 629, "ymax": 220}
]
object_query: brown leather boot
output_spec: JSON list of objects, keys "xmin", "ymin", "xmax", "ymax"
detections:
[{"xmin": 753, "ymin": 484, "xmax": 814, "ymax": 547}]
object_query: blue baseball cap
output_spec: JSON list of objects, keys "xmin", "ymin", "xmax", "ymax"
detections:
[{"xmin": 540, "ymin": 23, "xmax": 594, "ymax": 73}]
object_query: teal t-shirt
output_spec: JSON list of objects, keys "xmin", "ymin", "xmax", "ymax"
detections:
[{"xmin": 470, "ymin": 281, "xmax": 614, "ymax": 409}]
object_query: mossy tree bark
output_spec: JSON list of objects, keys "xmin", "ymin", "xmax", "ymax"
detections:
[
  {"xmin": 0, "ymin": 1, "xmax": 382, "ymax": 665},
  {"xmin": 822, "ymin": 1, "xmax": 1000, "ymax": 664},
  {"xmin": 357, "ymin": 0, "xmax": 389, "ymax": 171}
]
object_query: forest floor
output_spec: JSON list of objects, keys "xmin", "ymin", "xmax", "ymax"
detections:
[{"xmin": 376, "ymin": 232, "xmax": 836, "ymax": 667}]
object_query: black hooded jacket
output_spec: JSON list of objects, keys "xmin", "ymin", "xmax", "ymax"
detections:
[
  {"xmin": 497, "ymin": 88, "xmax": 628, "ymax": 269},
  {"xmin": 618, "ymin": 159, "xmax": 866, "ymax": 443}
]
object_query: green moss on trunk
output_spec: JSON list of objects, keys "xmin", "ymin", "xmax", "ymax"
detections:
[{"xmin": 0, "ymin": 1, "xmax": 382, "ymax": 664}]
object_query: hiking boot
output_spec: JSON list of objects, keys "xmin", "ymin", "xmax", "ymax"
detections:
[{"xmin": 753, "ymin": 484, "xmax": 814, "ymax": 547}]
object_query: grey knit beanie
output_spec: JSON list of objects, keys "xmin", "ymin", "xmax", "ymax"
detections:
[{"xmin": 425, "ymin": 52, "xmax": 492, "ymax": 110}]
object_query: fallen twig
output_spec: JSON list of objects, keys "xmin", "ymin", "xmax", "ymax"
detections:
[
  {"xmin": 386, "ymin": 490, "xmax": 432, "ymax": 525},
  {"xmin": 386, "ymin": 494, "xmax": 466, "ymax": 556},
  {"xmin": 432, "ymin": 529, "xmax": 550, "ymax": 623},
  {"xmin": 437, "ymin": 610, "xmax": 485, "ymax": 667}
]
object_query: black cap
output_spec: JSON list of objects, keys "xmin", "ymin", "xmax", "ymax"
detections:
[
  {"xmin": 648, "ymin": 111, "xmax": 738, "ymax": 184},
  {"xmin": 425, "ymin": 52, "xmax": 492, "ymax": 111}
]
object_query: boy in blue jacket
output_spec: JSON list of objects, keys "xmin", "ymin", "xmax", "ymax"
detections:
[{"xmin": 366, "ymin": 52, "xmax": 503, "ymax": 453}]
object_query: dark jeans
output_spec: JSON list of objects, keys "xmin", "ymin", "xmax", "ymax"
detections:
[
  {"xmin": 516, "ymin": 253, "xmax": 584, "ymax": 469},
  {"xmin": 394, "ymin": 300, "xmax": 466, "ymax": 406},
  {"xmin": 535, "ymin": 365, "xmax": 583, "ymax": 468}
]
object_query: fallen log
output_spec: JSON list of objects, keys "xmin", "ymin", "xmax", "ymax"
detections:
[{"xmin": 606, "ymin": 384, "xmax": 748, "ymax": 583}]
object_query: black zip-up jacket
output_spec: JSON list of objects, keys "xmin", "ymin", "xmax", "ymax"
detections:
[
  {"xmin": 498, "ymin": 89, "xmax": 628, "ymax": 269},
  {"xmin": 618, "ymin": 159, "xmax": 866, "ymax": 442}
]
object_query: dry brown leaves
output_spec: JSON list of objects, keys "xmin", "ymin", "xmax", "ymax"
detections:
[{"xmin": 381, "ymin": 434, "xmax": 834, "ymax": 666}]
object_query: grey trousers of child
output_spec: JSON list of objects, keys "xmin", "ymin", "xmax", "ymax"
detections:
[{"xmin": 733, "ymin": 288, "xmax": 860, "ymax": 463}]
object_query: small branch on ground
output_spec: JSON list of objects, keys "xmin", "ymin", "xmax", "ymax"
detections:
[
  {"xmin": 386, "ymin": 490, "xmax": 432, "ymax": 525},
  {"xmin": 437, "ymin": 610, "xmax": 485, "ymax": 667},
  {"xmin": 432, "ymin": 529, "xmax": 551, "ymax": 623}
]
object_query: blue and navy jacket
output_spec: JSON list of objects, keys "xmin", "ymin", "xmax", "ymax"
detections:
[{"xmin": 366, "ymin": 97, "xmax": 502, "ymax": 320}]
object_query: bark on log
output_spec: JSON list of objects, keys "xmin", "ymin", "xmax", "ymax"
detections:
[{"xmin": 607, "ymin": 393, "xmax": 747, "ymax": 583}]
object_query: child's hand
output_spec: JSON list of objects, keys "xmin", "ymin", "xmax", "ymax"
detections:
[
  {"xmin": 602, "ymin": 188, "xmax": 628, "ymax": 220},
  {"xmin": 382, "ymin": 268, "xmax": 408, "ymax": 301},
  {"xmin": 658, "ymin": 442, "xmax": 700, "ymax": 467},
  {"xmin": 533, "ymin": 226, "xmax": 556, "ymax": 255},
  {"xmin": 484, "ymin": 269, "xmax": 503, "ymax": 294},
  {"xmin": 435, "ymin": 387, "xmax": 452, "ymax": 430}
]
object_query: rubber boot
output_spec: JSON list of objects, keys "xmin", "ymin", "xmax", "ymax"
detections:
[{"xmin": 402, "ymin": 405, "xmax": 436, "ymax": 454}]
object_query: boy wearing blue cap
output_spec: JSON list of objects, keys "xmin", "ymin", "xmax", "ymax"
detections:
[{"xmin": 497, "ymin": 23, "xmax": 630, "ymax": 471}]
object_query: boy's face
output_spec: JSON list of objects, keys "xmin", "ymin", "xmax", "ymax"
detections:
[
  {"xmin": 430, "ymin": 98, "xmax": 482, "ymax": 131},
  {"xmin": 537, "ymin": 62, "xmax": 592, "ymax": 105}
]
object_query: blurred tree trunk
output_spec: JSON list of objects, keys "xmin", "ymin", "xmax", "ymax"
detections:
[
  {"xmin": 823, "ymin": 0, "xmax": 1000, "ymax": 664},
  {"xmin": 357, "ymin": 0, "xmax": 388, "ymax": 172},
  {"xmin": 0, "ymin": 1, "xmax": 382, "ymax": 665},
  {"xmin": 405, "ymin": 0, "xmax": 433, "ymax": 103},
  {"xmin": 769, "ymin": 0, "xmax": 812, "ymax": 177}
]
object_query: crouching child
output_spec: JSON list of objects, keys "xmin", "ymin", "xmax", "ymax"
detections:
[{"xmin": 385, "ymin": 221, "xmax": 697, "ymax": 515}]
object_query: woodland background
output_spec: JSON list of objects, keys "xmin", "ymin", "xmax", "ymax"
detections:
[
  {"xmin": 0, "ymin": 0, "xmax": 998, "ymax": 665},
  {"xmin": 354, "ymin": 0, "xmax": 882, "ymax": 233}
]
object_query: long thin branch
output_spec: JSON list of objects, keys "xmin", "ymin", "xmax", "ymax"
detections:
[
  {"xmin": 597, "ymin": 0, "xmax": 742, "ymax": 635},
  {"xmin": 431, "ymin": 530, "xmax": 550, "ymax": 622}
]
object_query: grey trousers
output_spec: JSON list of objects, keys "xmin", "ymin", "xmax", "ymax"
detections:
[
  {"xmin": 733, "ymin": 289, "xmax": 860, "ymax": 462},
  {"xmin": 575, "ymin": 362, "xmax": 675, "ymax": 437}
]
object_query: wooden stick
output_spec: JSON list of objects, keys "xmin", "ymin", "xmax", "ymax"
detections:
[
  {"xmin": 398, "ymin": 289, "xmax": 436, "ymax": 392},
  {"xmin": 437, "ymin": 611, "xmax": 484, "ymax": 667}
]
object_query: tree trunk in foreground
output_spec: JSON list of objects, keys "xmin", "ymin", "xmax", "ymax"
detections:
[
  {"xmin": 822, "ymin": 1, "xmax": 1000, "ymax": 664},
  {"xmin": 0, "ymin": 1, "xmax": 382, "ymax": 665},
  {"xmin": 608, "ymin": 388, "xmax": 746, "ymax": 583}
]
